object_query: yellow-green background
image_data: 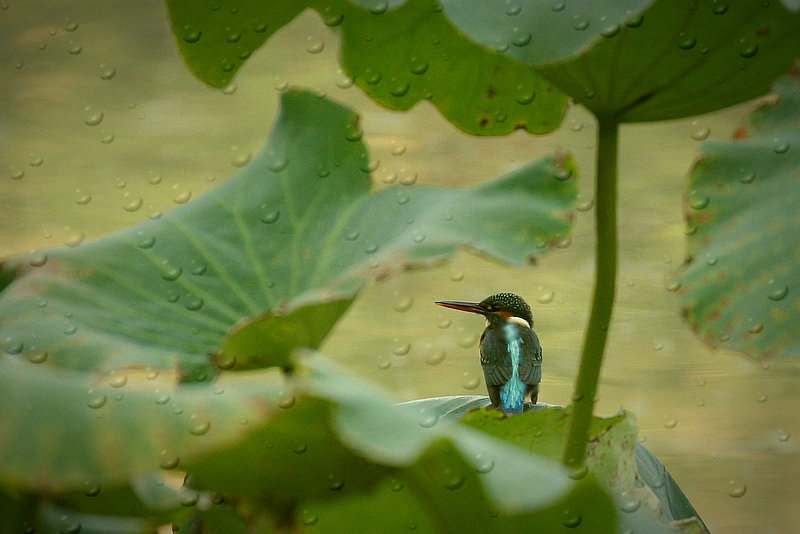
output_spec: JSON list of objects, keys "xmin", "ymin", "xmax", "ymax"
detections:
[{"xmin": 2, "ymin": 2, "xmax": 798, "ymax": 532}]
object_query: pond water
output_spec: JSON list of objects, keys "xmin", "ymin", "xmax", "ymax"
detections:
[{"xmin": 2, "ymin": 2, "xmax": 798, "ymax": 532}]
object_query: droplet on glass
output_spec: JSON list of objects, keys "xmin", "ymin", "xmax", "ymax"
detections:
[
  {"xmin": 663, "ymin": 417, "xmax": 678, "ymax": 429},
  {"xmin": 767, "ymin": 281, "xmax": 789, "ymax": 301},
  {"xmin": 99, "ymin": 64, "xmax": 116, "ymax": 80},
  {"xmin": 260, "ymin": 210, "xmax": 280, "ymax": 224},
  {"xmin": 755, "ymin": 392, "xmax": 768, "ymax": 403},
  {"xmin": 301, "ymin": 509, "xmax": 319, "ymax": 526},
  {"xmin": 562, "ymin": 509, "xmax": 582, "ymax": 528},
  {"xmin": 393, "ymin": 343, "xmax": 411, "ymax": 356},
  {"xmin": 230, "ymin": 147, "xmax": 252, "ymax": 168},
  {"xmin": 87, "ymin": 392, "xmax": 107, "ymax": 409},
  {"xmin": 777, "ymin": 429, "xmax": 791, "ymax": 442},
  {"xmin": 82, "ymin": 107, "xmax": 104, "ymax": 126},
  {"xmin": 690, "ymin": 122, "xmax": 711, "ymax": 141},
  {"xmin": 172, "ymin": 188, "xmax": 191, "ymax": 204},
  {"xmin": 189, "ymin": 417, "xmax": 211, "ymax": 436},
  {"xmin": 10, "ymin": 168, "xmax": 25, "ymax": 180},
  {"xmin": 302, "ymin": 35, "xmax": 324, "ymax": 54},
  {"xmin": 727, "ymin": 479, "xmax": 747, "ymax": 498},
  {"xmin": 65, "ymin": 232, "xmax": 86, "ymax": 248},
  {"xmin": 423, "ymin": 348, "xmax": 446, "ymax": 366},
  {"xmin": 123, "ymin": 196, "xmax": 143, "ymax": 212},
  {"xmin": 392, "ymin": 295, "xmax": 414, "ymax": 312},
  {"xmin": 535, "ymin": 287, "xmax": 554, "ymax": 304},
  {"xmin": 462, "ymin": 373, "xmax": 480, "ymax": 390},
  {"xmin": 773, "ymin": 139, "xmax": 790, "ymax": 154},
  {"xmin": 68, "ymin": 42, "xmax": 82, "ymax": 54}
]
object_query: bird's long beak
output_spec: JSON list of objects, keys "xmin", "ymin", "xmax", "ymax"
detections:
[{"xmin": 435, "ymin": 300, "xmax": 487, "ymax": 315}]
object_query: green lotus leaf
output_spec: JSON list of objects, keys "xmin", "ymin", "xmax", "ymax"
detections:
[
  {"xmin": 443, "ymin": 0, "xmax": 800, "ymax": 122},
  {"xmin": 678, "ymin": 74, "xmax": 800, "ymax": 359},
  {"xmin": 0, "ymin": 90, "xmax": 576, "ymax": 378},
  {"xmin": 462, "ymin": 406, "xmax": 707, "ymax": 533},
  {"xmin": 184, "ymin": 353, "xmax": 618, "ymax": 532},
  {"xmin": 164, "ymin": 0, "xmax": 569, "ymax": 135}
]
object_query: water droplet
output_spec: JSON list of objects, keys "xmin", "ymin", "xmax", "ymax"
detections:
[
  {"xmin": 756, "ymin": 392, "xmax": 768, "ymax": 403},
  {"xmin": 390, "ymin": 82, "xmax": 410, "ymax": 97},
  {"xmin": 516, "ymin": 91, "xmax": 536, "ymax": 105},
  {"xmin": 68, "ymin": 42, "xmax": 82, "ymax": 55},
  {"xmin": 161, "ymin": 263, "xmax": 182, "ymax": 281},
  {"xmin": 619, "ymin": 492, "xmax": 641, "ymax": 513},
  {"xmin": 301, "ymin": 509, "xmax": 319, "ymax": 526},
  {"xmin": 29, "ymin": 253, "xmax": 47, "ymax": 267},
  {"xmin": 443, "ymin": 471, "xmax": 465, "ymax": 490},
  {"xmin": 75, "ymin": 190, "xmax": 92, "ymax": 205},
  {"xmin": 418, "ymin": 410, "xmax": 438, "ymax": 428},
  {"xmin": 663, "ymin": 417, "xmax": 678, "ymax": 429},
  {"xmin": 438, "ymin": 319, "xmax": 451, "ymax": 329},
  {"xmin": 551, "ymin": 2, "xmax": 565, "ymax": 11},
  {"xmin": 664, "ymin": 276, "xmax": 681, "ymax": 292},
  {"xmin": 736, "ymin": 170, "xmax": 756, "ymax": 184},
  {"xmin": 185, "ymin": 296, "xmax": 203, "ymax": 311},
  {"xmin": 100, "ymin": 130, "xmax": 115, "ymax": 144},
  {"xmin": 600, "ymin": 24, "xmax": 620, "ymax": 38},
  {"xmin": 569, "ymin": 465, "xmax": 588, "ymax": 480},
  {"xmin": 473, "ymin": 453, "xmax": 494, "ymax": 473},
  {"xmin": 365, "ymin": 243, "xmax": 379, "ymax": 254},
  {"xmin": 294, "ymin": 442, "xmax": 308, "ymax": 454},
  {"xmin": 562, "ymin": 509, "xmax": 582, "ymax": 528},
  {"xmin": 462, "ymin": 373, "xmax": 480, "ymax": 390},
  {"xmin": 189, "ymin": 417, "xmax": 210, "ymax": 436},
  {"xmin": 678, "ymin": 36, "xmax": 697, "ymax": 50},
  {"xmin": 393, "ymin": 343, "xmax": 411, "ymax": 356},
  {"xmin": 123, "ymin": 196, "xmax": 143, "ymax": 212},
  {"xmin": 773, "ymin": 140, "xmax": 790, "ymax": 154},
  {"xmin": 87, "ymin": 392, "xmax": 107, "ymax": 409},
  {"xmin": 82, "ymin": 107, "xmax": 104, "ymax": 126},
  {"xmin": 172, "ymin": 189, "xmax": 191, "ymax": 204},
  {"xmin": 84, "ymin": 482, "xmax": 101, "ymax": 497},
  {"xmin": 626, "ymin": 15, "xmax": 644, "ymax": 27},
  {"xmin": 109, "ymin": 374, "xmax": 127, "ymax": 388},
  {"xmin": 392, "ymin": 295, "xmax": 414, "ymax": 312},
  {"xmin": 391, "ymin": 141, "xmax": 407, "ymax": 155},
  {"xmin": 535, "ymin": 287, "xmax": 554, "ymax": 304},
  {"xmin": 727, "ymin": 479, "xmax": 747, "ymax": 498},
  {"xmin": 449, "ymin": 271, "xmax": 464, "ymax": 281},
  {"xmin": 230, "ymin": 148, "xmax": 252, "ymax": 168},
  {"xmin": 410, "ymin": 58, "xmax": 428, "ymax": 75},
  {"xmin": 777, "ymin": 429, "xmax": 791, "ymax": 442},
  {"xmin": 690, "ymin": 123, "xmax": 711, "ymax": 141},
  {"xmin": 748, "ymin": 322, "xmax": 764, "ymax": 334},
  {"xmin": 260, "ymin": 210, "xmax": 280, "ymax": 224},
  {"xmin": 160, "ymin": 452, "xmax": 179, "ymax": 469},
  {"xmin": 738, "ymin": 43, "xmax": 758, "ymax": 58},
  {"xmin": 689, "ymin": 193, "xmax": 709, "ymax": 210},
  {"xmin": 369, "ymin": 1, "xmax": 388, "ymax": 14},
  {"xmin": 573, "ymin": 18, "xmax": 590, "ymax": 31},
  {"xmin": 65, "ymin": 232, "xmax": 86, "ymax": 248},
  {"xmin": 390, "ymin": 478, "xmax": 404, "ymax": 491},
  {"xmin": 27, "ymin": 351, "xmax": 48, "ymax": 364},
  {"xmin": 423, "ymin": 348, "xmax": 446, "ymax": 366},
  {"xmin": 99, "ymin": 64, "xmax": 116, "ymax": 80},
  {"xmin": 10, "ymin": 168, "xmax": 25, "ymax": 180},
  {"xmin": 136, "ymin": 232, "xmax": 155, "ymax": 249},
  {"xmin": 399, "ymin": 168, "xmax": 418, "ymax": 185},
  {"xmin": 305, "ymin": 35, "xmax": 324, "ymax": 54},
  {"xmin": 278, "ymin": 393, "xmax": 296, "ymax": 409},
  {"xmin": 767, "ymin": 281, "xmax": 789, "ymax": 301}
]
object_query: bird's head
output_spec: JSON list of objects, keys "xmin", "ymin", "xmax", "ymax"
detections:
[{"xmin": 435, "ymin": 292, "xmax": 533, "ymax": 329}]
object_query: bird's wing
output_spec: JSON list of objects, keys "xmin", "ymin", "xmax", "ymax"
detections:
[
  {"xmin": 518, "ymin": 328, "xmax": 542, "ymax": 386},
  {"xmin": 479, "ymin": 328, "xmax": 513, "ymax": 386}
]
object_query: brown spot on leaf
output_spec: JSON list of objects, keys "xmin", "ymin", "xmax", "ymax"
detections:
[
  {"xmin": 479, "ymin": 117, "xmax": 490, "ymax": 128},
  {"xmin": 487, "ymin": 86, "xmax": 496, "ymax": 99},
  {"xmin": 733, "ymin": 126, "xmax": 749, "ymax": 139},
  {"xmin": 756, "ymin": 26, "xmax": 771, "ymax": 37}
]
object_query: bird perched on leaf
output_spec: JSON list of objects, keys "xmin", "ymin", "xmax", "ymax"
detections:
[{"xmin": 436, "ymin": 293, "xmax": 541, "ymax": 415}]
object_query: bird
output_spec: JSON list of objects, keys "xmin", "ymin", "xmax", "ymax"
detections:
[{"xmin": 435, "ymin": 293, "xmax": 541, "ymax": 415}]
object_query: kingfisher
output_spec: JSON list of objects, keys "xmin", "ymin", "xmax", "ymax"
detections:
[{"xmin": 436, "ymin": 293, "xmax": 541, "ymax": 415}]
